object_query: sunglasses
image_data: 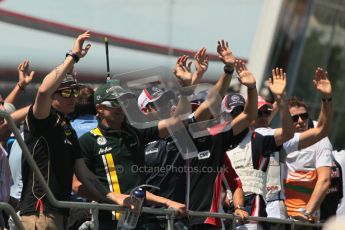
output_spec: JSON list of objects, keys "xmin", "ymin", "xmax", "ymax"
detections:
[
  {"xmin": 101, "ymin": 100, "xmax": 122, "ymax": 109},
  {"xmin": 258, "ymin": 109, "xmax": 272, "ymax": 117},
  {"xmin": 57, "ymin": 88, "xmax": 80, "ymax": 98},
  {"xmin": 291, "ymin": 112, "xmax": 309, "ymax": 122}
]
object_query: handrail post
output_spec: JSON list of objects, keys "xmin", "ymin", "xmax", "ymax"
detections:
[
  {"xmin": 91, "ymin": 201, "xmax": 99, "ymax": 230},
  {"xmin": 231, "ymin": 215, "xmax": 237, "ymax": 230},
  {"xmin": 166, "ymin": 210, "xmax": 175, "ymax": 230}
]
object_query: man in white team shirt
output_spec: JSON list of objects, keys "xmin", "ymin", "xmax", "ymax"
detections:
[{"xmin": 282, "ymin": 67, "xmax": 333, "ymax": 226}]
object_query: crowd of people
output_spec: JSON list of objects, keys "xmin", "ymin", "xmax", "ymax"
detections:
[{"xmin": 0, "ymin": 31, "xmax": 344, "ymax": 230}]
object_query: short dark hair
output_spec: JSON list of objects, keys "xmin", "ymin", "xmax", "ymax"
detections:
[
  {"xmin": 71, "ymin": 85, "xmax": 96, "ymax": 118},
  {"xmin": 287, "ymin": 96, "xmax": 308, "ymax": 110}
]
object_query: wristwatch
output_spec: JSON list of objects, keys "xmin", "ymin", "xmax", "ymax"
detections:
[
  {"xmin": 66, "ymin": 50, "xmax": 80, "ymax": 63},
  {"xmin": 224, "ymin": 65, "xmax": 235, "ymax": 75}
]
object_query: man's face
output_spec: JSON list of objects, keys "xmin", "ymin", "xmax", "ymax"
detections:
[
  {"xmin": 97, "ymin": 100, "xmax": 125, "ymax": 126},
  {"xmin": 142, "ymin": 101, "xmax": 172, "ymax": 120},
  {"xmin": 254, "ymin": 106, "xmax": 272, "ymax": 128},
  {"xmin": 52, "ymin": 87, "xmax": 79, "ymax": 115},
  {"xmin": 289, "ymin": 106, "xmax": 309, "ymax": 132}
]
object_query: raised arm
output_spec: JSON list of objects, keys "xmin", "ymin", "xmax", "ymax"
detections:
[
  {"xmin": 0, "ymin": 105, "xmax": 30, "ymax": 141},
  {"xmin": 33, "ymin": 31, "xmax": 91, "ymax": 119},
  {"xmin": 5, "ymin": 60, "xmax": 35, "ymax": 105},
  {"xmin": 269, "ymin": 68, "xmax": 294, "ymax": 146},
  {"xmin": 297, "ymin": 67, "xmax": 332, "ymax": 150},
  {"xmin": 230, "ymin": 60, "xmax": 257, "ymax": 135},
  {"xmin": 313, "ymin": 68, "xmax": 332, "ymax": 132},
  {"xmin": 157, "ymin": 55, "xmax": 194, "ymax": 137},
  {"xmin": 193, "ymin": 40, "xmax": 235, "ymax": 122}
]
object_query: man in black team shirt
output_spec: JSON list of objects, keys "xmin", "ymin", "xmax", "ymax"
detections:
[
  {"xmin": 139, "ymin": 48, "xmax": 209, "ymax": 204},
  {"xmin": 187, "ymin": 59, "xmax": 257, "ymax": 229},
  {"xmin": 139, "ymin": 41, "xmax": 255, "ymax": 229},
  {"xmin": 21, "ymin": 31, "xmax": 130, "ymax": 230}
]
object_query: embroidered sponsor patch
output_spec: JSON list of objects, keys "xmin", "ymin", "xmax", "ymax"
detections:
[
  {"xmin": 145, "ymin": 148, "xmax": 158, "ymax": 155},
  {"xmin": 97, "ymin": 136, "xmax": 107, "ymax": 145},
  {"xmin": 198, "ymin": 150, "xmax": 211, "ymax": 160},
  {"xmin": 64, "ymin": 138, "xmax": 72, "ymax": 145},
  {"xmin": 98, "ymin": 146, "xmax": 112, "ymax": 155},
  {"xmin": 62, "ymin": 123, "xmax": 72, "ymax": 136}
]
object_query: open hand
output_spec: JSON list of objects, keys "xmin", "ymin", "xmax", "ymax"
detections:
[
  {"xmin": 173, "ymin": 55, "xmax": 192, "ymax": 87},
  {"xmin": 313, "ymin": 67, "xmax": 332, "ymax": 97},
  {"xmin": 268, "ymin": 68, "xmax": 286, "ymax": 98},
  {"xmin": 194, "ymin": 47, "xmax": 209, "ymax": 74},
  {"xmin": 17, "ymin": 60, "xmax": 35, "ymax": 88},
  {"xmin": 72, "ymin": 31, "xmax": 92, "ymax": 58},
  {"xmin": 235, "ymin": 60, "xmax": 256, "ymax": 88},
  {"xmin": 217, "ymin": 40, "xmax": 235, "ymax": 69}
]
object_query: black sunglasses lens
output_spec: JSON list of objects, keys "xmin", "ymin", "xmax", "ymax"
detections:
[
  {"xmin": 292, "ymin": 113, "xmax": 308, "ymax": 122},
  {"xmin": 291, "ymin": 115, "xmax": 298, "ymax": 122},
  {"xmin": 300, "ymin": 113, "xmax": 309, "ymax": 120}
]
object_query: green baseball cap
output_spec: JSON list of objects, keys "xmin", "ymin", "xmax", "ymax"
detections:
[{"xmin": 94, "ymin": 82, "xmax": 135, "ymax": 105}]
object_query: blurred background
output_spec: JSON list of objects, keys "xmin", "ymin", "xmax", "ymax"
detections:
[{"xmin": 0, "ymin": 0, "xmax": 344, "ymax": 150}]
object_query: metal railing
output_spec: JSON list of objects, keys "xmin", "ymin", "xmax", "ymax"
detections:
[{"xmin": 0, "ymin": 110, "xmax": 324, "ymax": 230}]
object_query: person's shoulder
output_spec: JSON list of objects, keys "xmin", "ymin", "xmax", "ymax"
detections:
[
  {"xmin": 254, "ymin": 127, "xmax": 274, "ymax": 136},
  {"xmin": 317, "ymin": 136, "xmax": 332, "ymax": 147},
  {"xmin": 282, "ymin": 132, "xmax": 300, "ymax": 153},
  {"xmin": 79, "ymin": 128, "xmax": 98, "ymax": 141},
  {"xmin": 304, "ymin": 136, "xmax": 333, "ymax": 152}
]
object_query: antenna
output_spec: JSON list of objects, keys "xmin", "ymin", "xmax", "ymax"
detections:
[{"xmin": 105, "ymin": 37, "xmax": 110, "ymax": 81}]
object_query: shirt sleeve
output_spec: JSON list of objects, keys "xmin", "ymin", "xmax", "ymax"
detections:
[
  {"xmin": 26, "ymin": 105, "xmax": 57, "ymax": 137},
  {"xmin": 315, "ymin": 137, "xmax": 333, "ymax": 168},
  {"xmin": 283, "ymin": 132, "xmax": 301, "ymax": 154},
  {"xmin": 254, "ymin": 128, "xmax": 282, "ymax": 157}
]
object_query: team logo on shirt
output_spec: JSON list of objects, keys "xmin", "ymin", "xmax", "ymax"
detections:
[
  {"xmin": 97, "ymin": 136, "xmax": 107, "ymax": 145},
  {"xmin": 64, "ymin": 138, "xmax": 72, "ymax": 146},
  {"xmin": 61, "ymin": 121, "xmax": 72, "ymax": 136},
  {"xmin": 145, "ymin": 148, "xmax": 158, "ymax": 155},
  {"xmin": 197, "ymin": 150, "xmax": 211, "ymax": 160},
  {"xmin": 99, "ymin": 146, "xmax": 112, "ymax": 154}
]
